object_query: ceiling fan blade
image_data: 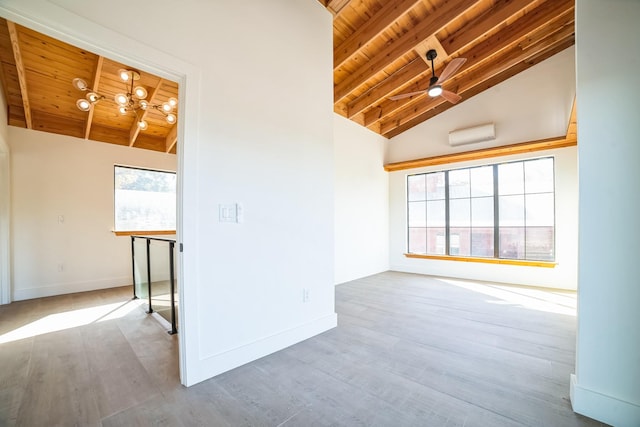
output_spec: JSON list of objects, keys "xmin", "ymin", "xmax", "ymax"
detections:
[
  {"xmin": 440, "ymin": 89, "xmax": 462, "ymax": 104},
  {"xmin": 389, "ymin": 90, "xmax": 427, "ymax": 101},
  {"xmin": 435, "ymin": 57, "xmax": 467, "ymax": 85}
]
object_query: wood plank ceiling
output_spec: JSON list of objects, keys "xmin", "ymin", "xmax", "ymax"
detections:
[
  {"xmin": 319, "ymin": 0, "xmax": 575, "ymax": 139},
  {"xmin": 0, "ymin": 18, "xmax": 178, "ymax": 154},
  {"xmin": 0, "ymin": 1, "xmax": 575, "ymax": 149}
]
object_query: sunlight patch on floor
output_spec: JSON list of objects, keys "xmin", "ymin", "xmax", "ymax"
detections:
[
  {"xmin": 0, "ymin": 299, "xmax": 142, "ymax": 344},
  {"xmin": 440, "ymin": 278, "xmax": 577, "ymax": 316}
]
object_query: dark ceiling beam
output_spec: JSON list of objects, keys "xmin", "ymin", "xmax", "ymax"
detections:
[
  {"xmin": 325, "ymin": 0, "xmax": 352, "ymax": 17},
  {"xmin": 439, "ymin": 0, "xmax": 538, "ymax": 54},
  {"xmin": 334, "ymin": 0, "xmax": 482, "ymax": 103},
  {"xmin": 334, "ymin": 0, "xmax": 423, "ymax": 70},
  {"xmin": 84, "ymin": 55, "xmax": 103, "ymax": 140},
  {"xmin": 6, "ymin": 21, "xmax": 32, "ymax": 129},
  {"xmin": 129, "ymin": 79, "xmax": 163, "ymax": 147},
  {"xmin": 165, "ymin": 124, "xmax": 177, "ymax": 153},
  {"xmin": 347, "ymin": 58, "xmax": 429, "ymax": 119}
]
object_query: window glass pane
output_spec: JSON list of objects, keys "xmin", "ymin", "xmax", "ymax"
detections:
[
  {"xmin": 526, "ymin": 193, "xmax": 554, "ymax": 226},
  {"xmin": 408, "ymin": 228, "xmax": 427, "ymax": 254},
  {"xmin": 427, "ymin": 228, "xmax": 446, "ymax": 254},
  {"xmin": 426, "ymin": 172, "xmax": 446, "ymax": 200},
  {"xmin": 408, "ymin": 201, "xmax": 426, "ymax": 227},
  {"xmin": 526, "ymin": 227, "xmax": 554, "ymax": 261},
  {"xmin": 405, "ymin": 158, "xmax": 554, "ymax": 262},
  {"xmin": 498, "ymin": 162, "xmax": 524, "ymax": 195},
  {"xmin": 449, "ymin": 199, "xmax": 470, "ymax": 227},
  {"xmin": 407, "ymin": 174, "xmax": 426, "ymax": 201},
  {"xmin": 449, "ymin": 169, "xmax": 470, "ymax": 199},
  {"xmin": 499, "ymin": 195, "xmax": 525, "ymax": 226},
  {"xmin": 525, "ymin": 158, "xmax": 554, "ymax": 193},
  {"xmin": 470, "ymin": 166, "xmax": 494, "ymax": 197},
  {"xmin": 499, "ymin": 227, "xmax": 525, "ymax": 259},
  {"xmin": 450, "ymin": 228, "xmax": 470, "ymax": 256},
  {"xmin": 471, "ymin": 197, "xmax": 493, "ymax": 227},
  {"xmin": 114, "ymin": 166, "xmax": 176, "ymax": 231},
  {"xmin": 471, "ymin": 228, "xmax": 494, "ymax": 257},
  {"xmin": 426, "ymin": 200, "xmax": 446, "ymax": 227}
]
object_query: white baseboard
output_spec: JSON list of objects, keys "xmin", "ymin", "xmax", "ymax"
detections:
[
  {"xmin": 571, "ymin": 374, "xmax": 640, "ymax": 427},
  {"xmin": 13, "ymin": 276, "xmax": 131, "ymax": 301},
  {"xmin": 184, "ymin": 312, "xmax": 338, "ymax": 387}
]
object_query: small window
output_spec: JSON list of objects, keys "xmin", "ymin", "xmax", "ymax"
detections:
[{"xmin": 114, "ymin": 165, "xmax": 176, "ymax": 232}]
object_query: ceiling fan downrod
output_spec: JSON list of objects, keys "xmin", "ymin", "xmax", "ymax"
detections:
[{"xmin": 426, "ymin": 49, "xmax": 442, "ymax": 96}]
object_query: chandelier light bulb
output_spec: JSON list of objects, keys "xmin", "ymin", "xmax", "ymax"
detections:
[
  {"xmin": 133, "ymin": 86, "xmax": 147, "ymax": 99},
  {"xmin": 119, "ymin": 69, "xmax": 131, "ymax": 81},
  {"xmin": 76, "ymin": 99, "xmax": 91, "ymax": 111},
  {"xmin": 139, "ymin": 100, "xmax": 148, "ymax": 110},
  {"xmin": 114, "ymin": 93, "xmax": 129, "ymax": 106},
  {"xmin": 137, "ymin": 120, "xmax": 148, "ymax": 130},
  {"xmin": 86, "ymin": 92, "xmax": 100, "ymax": 103},
  {"xmin": 72, "ymin": 77, "xmax": 88, "ymax": 91},
  {"xmin": 161, "ymin": 102, "xmax": 173, "ymax": 113},
  {"xmin": 168, "ymin": 97, "xmax": 178, "ymax": 107},
  {"xmin": 166, "ymin": 113, "xmax": 177, "ymax": 124},
  {"xmin": 118, "ymin": 106, "xmax": 128, "ymax": 115}
]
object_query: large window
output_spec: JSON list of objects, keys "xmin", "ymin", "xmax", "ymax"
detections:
[
  {"xmin": 114, "ymin": 165, "xmax": 176, "ymax": 232},
  {"xmin": 407, "ymin": 157, "xmax": 554, "ymax": 262}
]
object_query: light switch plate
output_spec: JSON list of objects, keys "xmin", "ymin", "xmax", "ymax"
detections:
[{"xmin": 218, "ymin": 204, "xmax": 237, "ymax": 222}]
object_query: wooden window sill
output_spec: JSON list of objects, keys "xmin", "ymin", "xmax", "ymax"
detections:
[
  {"xmin": 404, "ymin": 253, "xmax": 556, "ymax": 268},
  {"xmin": 113, "ymin": 230, "xmax": 176, "ymax": 236}
]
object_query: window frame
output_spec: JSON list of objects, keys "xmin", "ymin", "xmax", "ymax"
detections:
[{"xmin": 406, "ymin": 157, "xmax": 556, "ymax": 265}]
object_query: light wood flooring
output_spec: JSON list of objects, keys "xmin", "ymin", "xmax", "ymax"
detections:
[{"xmin": 0, "ymin": 272, "xmax": 606, "ymax": 426}]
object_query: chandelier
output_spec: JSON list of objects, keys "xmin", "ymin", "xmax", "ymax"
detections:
[{"xmin": 73, "ymin": 69, "xmax": 177, "ymax": 130}]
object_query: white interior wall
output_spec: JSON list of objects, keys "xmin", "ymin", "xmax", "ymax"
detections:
[
  {"xmin": 9, "ymin": 127, "xmax": 176, "ymax": 300},
  {"xmin": 334, "ymin": 114, "xmax": 389, "ymax": 284},
  {"xmin": 388, "ymin": 47, "xmax": 575, "ymax": 162},
  {"xmin": 0, "ymin": 88, "xmax": 10, "ymax": 304},
  {"xmin": 571, "ymin": 1, "xmax": 640, "ymax": 425},
  {"xmin": 0, "ymin": 0, "xmax": 337, "ymax": 386},
  {"xmin": 386, "ymin": 48, "xmax": 578, "ymax": 290}
]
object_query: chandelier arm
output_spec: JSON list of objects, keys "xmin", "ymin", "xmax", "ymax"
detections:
[{"xmin": 129, "ymin": 76, "xmax": 135, "ymax": 106}]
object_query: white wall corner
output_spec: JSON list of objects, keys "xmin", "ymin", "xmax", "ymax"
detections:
[
  {"xmin": 334, "ymin": 114, "xmax": 390, "ymax": 284},
  {"xmin": 0, "ymin": 86, "xmax": 10, "ymax": 305},
  {"xmin": 571, "ymin": 374, "xmax": 640, "ymax": 427},
  {"xmin": 185, "ymin": 313, "xmax": 337, "ymax": 386}
]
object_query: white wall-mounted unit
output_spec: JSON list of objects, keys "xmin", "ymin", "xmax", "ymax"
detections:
[{"xmin": 448, "ymin": 123, "xmax": 495, "ymax": 146}]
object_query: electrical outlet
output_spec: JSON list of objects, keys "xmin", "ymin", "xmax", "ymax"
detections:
[
  {"xmin": 57, "ymin": 263, "xmax": 64, "ymax": 272},
  {"xmin": 302, "ymin": 288, "xmax": 310, "ymax": 303}
]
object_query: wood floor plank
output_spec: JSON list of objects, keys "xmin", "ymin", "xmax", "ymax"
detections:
[
  {"xmin": 0, "ymin": 273, "xmax": 607, "ymax": 426},
  {"xmin": 0, "ymin": 338, "xmax": 32, "ymax": 426},
  {"xmin": 15, "ymin": 328, "xmax": 102, "ymax": 427},
  {"xmin": 80, "ymin": 320, "xmax": 159, "ymax": 419}
]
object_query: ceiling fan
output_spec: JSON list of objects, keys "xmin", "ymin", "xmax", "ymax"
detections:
[{"xmin": 390, "ymin": 49, "xmax": 466, "ymax": 104}]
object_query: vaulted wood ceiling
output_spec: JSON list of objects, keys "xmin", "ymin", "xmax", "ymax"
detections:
[
  {"xmin": 319, "ymin": 0, "xmax": 575, "ymax": 139},
  {"xmin": 0, "ymin": 18, "xmax": 178, "ymax": 154},
  {"xmin": 0, "ymin": 2, "xmax": 575, "ymax": 149}
]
